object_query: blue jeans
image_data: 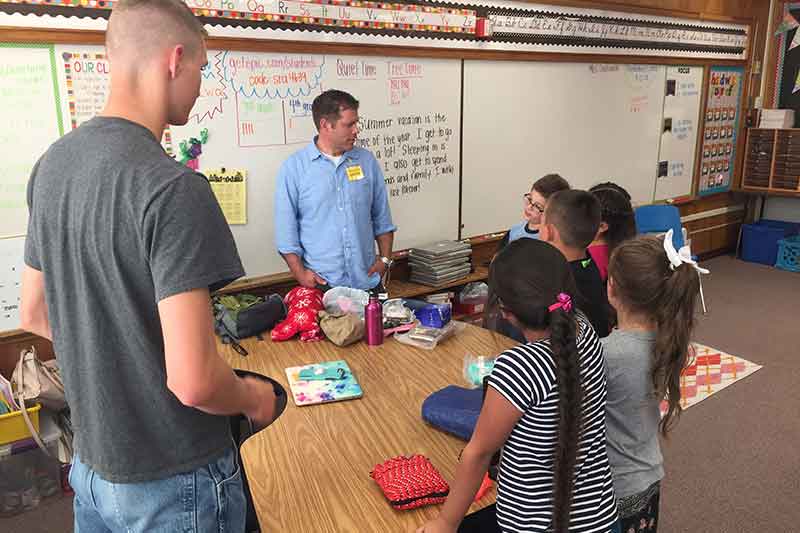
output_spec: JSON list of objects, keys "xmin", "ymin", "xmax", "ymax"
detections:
[{"xmin": 69, "ymin": 447, "xmax": 246, "ymax": 533}]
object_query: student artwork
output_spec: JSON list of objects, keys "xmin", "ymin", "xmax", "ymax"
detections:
[{"xmin": 177, "ymin": 129, "xmax": 208, "ymax": 170}]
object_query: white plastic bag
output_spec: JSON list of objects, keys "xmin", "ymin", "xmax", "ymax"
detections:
[{"xmin": 323, "ymin": 287, "xmax": 370, "ymax": 318}]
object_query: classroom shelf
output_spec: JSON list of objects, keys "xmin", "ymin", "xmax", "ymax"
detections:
[
  {"xmin": 742, "ymin": 128, "xmax": 800, "ymax": 195},
  {"xmin": 387, "ymin": 266, "xmax": 489, "ymax": 300}
]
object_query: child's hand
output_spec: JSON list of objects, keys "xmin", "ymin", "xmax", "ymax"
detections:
[{"xmin": 416, "ymin": 517, "xmax": 457, "ymax": 533}]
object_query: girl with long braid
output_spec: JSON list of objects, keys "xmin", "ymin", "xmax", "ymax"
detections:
[{"xmin": 418, "ymin": 239, "xmax": 619, "ymax": 533}]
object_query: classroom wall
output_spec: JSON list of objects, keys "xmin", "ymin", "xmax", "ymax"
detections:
[
  {"xmin": 0, "ymin": 0, "xmax": 772, "ymax": 354},
  {"xmin": 764, "ymin": 197, "xmax": 800, "ymax": 222}
]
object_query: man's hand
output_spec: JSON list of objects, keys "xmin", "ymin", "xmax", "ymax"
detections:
[
  {"xmin": 298, "ymin": 268, "xmax": 327, "ymax": 289},
  {"xmin": 242, "ymin": 376, "xmax": 278, "ymax": 429},
  {"xmin": 367, "ymin": 257, "xmax": 386, "ymax": 277}
]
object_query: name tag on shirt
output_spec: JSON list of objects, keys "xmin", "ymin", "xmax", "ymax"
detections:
[{"xmin": 346, "ymin": 165, "xmax": 365, "ymax": 182}]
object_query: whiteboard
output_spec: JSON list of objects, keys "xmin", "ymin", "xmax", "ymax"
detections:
[
  {"xmin": 655, "ymin": 66, "xmax": 703, "ymax": 201},
  {"xmin": 0, "ymin": 44, "xmax": 62, "ymax": 238},
  {"xmin": 461, "ymin": 61, "xmax": 667, "ymax": 238},
  {"xmin": 0, "ymin": 236, "xmax": 24, "ymax": 331},
  {"xmin": 52, "ymin": 45, "xmax": 462, "ymax": 278}
]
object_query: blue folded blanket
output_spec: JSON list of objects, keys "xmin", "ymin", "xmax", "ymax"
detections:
[{"xmin": 421, "ymin": 385, "xmax": 483, "ymax": 441}]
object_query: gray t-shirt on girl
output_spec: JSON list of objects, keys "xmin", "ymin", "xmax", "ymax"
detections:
[
  {"xmin": 602, "ymin": 329, "xmax": 665, "ymax": 498},
  {"xmin": 25, "ymin": 117, "xmax": 245, "ymax": 483}
]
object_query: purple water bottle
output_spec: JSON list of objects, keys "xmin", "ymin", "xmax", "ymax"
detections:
[{"xmin": 365, "ymin": 293, "xmax": 384, "ymax": 346}]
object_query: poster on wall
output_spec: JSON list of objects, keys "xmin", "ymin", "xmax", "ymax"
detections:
[
  {"xmin": 58, "ymin": 48, "xmax": 173, "ymax": 153},
  {"xmin": 654, "ymin": 65, "xmax": 703, "ymax": 201},
  {"xmin": 0, "ymin": 43, "xmax": 62, "ymax": 238},
  {"xmin": 698, "ymin": 65, "xmax": 744, "ymax": 196}
]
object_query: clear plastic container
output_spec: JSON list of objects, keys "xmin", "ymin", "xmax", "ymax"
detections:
[
  {"xmin": 463, "ymin": 355, "xmax": 496, "ymax": 388},
  {"xmin": 0, "ymin": 411, "xmax": 63, "ymax": 517}
]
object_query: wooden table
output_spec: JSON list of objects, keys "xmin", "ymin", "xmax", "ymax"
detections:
[{"xmin": 219, "ymin": 324, "xmax": 516, "ymax": 533}]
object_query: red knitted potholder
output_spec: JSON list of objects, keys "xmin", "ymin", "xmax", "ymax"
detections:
[{"xmin": 370, "ymin": 455, "xmax": 450, "ymax": 510}]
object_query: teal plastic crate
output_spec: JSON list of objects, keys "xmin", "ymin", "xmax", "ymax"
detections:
[{"xmin": 776, "ymin": 236, "xmax": 800, "ymax": 272}]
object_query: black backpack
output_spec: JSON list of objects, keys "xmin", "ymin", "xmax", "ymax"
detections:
[{"xmin": 212, "ymin": 294, "xmax": 286, "ymax": 348}]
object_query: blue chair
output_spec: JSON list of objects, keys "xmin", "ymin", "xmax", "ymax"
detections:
[
  {"xmin": 634, "ymin": 205, "xmax": 685, "ymax": 248},
  {"xmin": 634, "ymin": 205, "xmax": 707, "ymax": 313}
]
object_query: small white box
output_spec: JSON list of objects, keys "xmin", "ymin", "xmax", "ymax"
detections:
[{"xmin": 759, "ymin": 109, "xmax": 795, "ymax": 128}]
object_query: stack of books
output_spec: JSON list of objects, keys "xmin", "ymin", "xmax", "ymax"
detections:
[{"xmin": 408, "ymin": 240, "xmax": 472, "ymax": 287}]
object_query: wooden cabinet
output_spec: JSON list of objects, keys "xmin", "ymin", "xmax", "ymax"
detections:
[{"xmin": 742, "ymin": 129, "xmax": 800, "ymax": 194}]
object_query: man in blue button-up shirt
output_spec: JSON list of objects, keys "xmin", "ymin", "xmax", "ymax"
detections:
[{"xmin": 274, "ymin": 90, "xmax": 396, "ymax": 291}]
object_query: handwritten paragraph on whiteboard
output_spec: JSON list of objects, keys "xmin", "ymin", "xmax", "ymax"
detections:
[{"xmin": 357, "ymin": 112, "xmax": 454, "ymax": 199}]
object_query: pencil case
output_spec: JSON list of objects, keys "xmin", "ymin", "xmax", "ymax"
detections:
[{"xmin": 370, "ymin": 455, "xmax": 449, "ymax": 510}]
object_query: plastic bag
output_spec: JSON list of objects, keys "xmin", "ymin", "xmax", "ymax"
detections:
[
  {"xmin": 383, "ymin": 298, "xmax": 415, "ymax": 322},
  {"xmin": 323, "ymin": 287, "xmax": 370, "ymax": 318},
  {"xmin": 463, "ymin": 355, "xmax": 496, "ymax": 388},
  {"xmin": 394, "ymin": 321, "xmax": 466, "ymax": 350},
  {"xmin": 459, "ymin": 282, "xmax": 489, "ymax": 304}
]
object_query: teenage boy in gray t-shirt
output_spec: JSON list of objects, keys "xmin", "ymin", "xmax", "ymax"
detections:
[{"xmin": 20, "ymin": 0, "xmax": 278, "ymax": 530}]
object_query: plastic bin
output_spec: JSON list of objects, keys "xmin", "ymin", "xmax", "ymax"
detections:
[
  {"xmin": 0, "ymin": 411, "xmax": 64, "ymax": 517},
  {"xmin": 740, "ymin": 219, "xmax": 800, "ymax": 266},
  {"xmin": 776, "ymin": 235, "xmax": 800, "ymax": 272},
  {"xmin": 0, "ymin": 403, "xmax": 41, "ymax": 446}
]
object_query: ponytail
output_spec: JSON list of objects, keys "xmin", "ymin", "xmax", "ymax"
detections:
[
  {"xmin": 653, "ymin": 262, "xmax": 700, "ymax": 436},
  {"xmin": 549, "ymin": 308, "xmax": 582, "ymax": 533}
]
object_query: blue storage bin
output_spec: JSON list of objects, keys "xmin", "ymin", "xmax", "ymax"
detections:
[
  {"xmin": 740, "ymin": 219, "xmax": 800, "ymax": 266},
  {"xmin": 755, "ymin": 219, "xmax": 800, "ymax": 234}
]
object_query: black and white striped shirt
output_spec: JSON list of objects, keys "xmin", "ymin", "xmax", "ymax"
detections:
[{"xmin": 489, "ymin": 315, "xmax": 618, "ymax": 532}]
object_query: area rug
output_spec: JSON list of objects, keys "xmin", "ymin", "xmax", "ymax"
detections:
[{"xmin": 659, "ymin": 343, "xmax": 763, "ymax": 416}]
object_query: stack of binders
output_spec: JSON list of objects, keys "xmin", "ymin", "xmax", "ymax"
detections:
[{"xmin": 408, "ymin": 240, "xmax": 472, "ymax": 287}]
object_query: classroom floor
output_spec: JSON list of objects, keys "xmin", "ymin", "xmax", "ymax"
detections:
[{"xmin": 1, "ymin": 254, "xmax": 797, "ymax": 533}]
